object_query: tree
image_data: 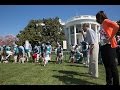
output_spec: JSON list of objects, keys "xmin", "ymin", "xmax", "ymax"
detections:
[
  {"xmin": 0, "ymin": 35, "xmax": 18, "ymax": 46},
  {"xmin": 0, "ymin": 36, "xmax": 4, "ymax": 46},
  {"xmin": 16, "ymin": 17, "xmax": 66, "ymax": 47},
  {"xmin": 4, "ymin": 35, "xmax": 18, "ymax": 46}
]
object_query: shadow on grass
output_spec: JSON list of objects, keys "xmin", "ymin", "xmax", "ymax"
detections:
[
  {"xmin": 57, "ymin": 70, "xmax": 92, "ymax": 77},
  {"xmin": 48, "ymin": 60, "xmax": 56, "ymax": 63},
  {"xmin": 65, "ymin": 64, "xmax": 88, "ymax": 68},
  {"xmin": 52, "ymin": 70, "xmax": 98, "ymax": 85}
]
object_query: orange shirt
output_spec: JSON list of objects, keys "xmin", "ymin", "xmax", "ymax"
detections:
[{"xmin": 102, "ymin": 19, "xmax": 119, "ymax": 48}]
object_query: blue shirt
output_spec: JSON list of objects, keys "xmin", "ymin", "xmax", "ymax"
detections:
[
  {"xmin": 85, "ymin": 28, "xmax": 97, "ymax": 44},
  {"xmin": 19, "ymin": 46, "xmax": 25, "ymax": 54},
  {"xmin": 14, "ymin": 46, "xmax": 19, "ymax": 54},
  {"xmin": 5, "ymin": 46, "xmax": 11, "ymax": 51},
  {"xmin": 45, "ymin": 45, "xmax": 52, "ymax": 53}
]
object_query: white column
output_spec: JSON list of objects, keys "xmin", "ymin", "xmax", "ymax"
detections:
[
  {"xmin": 95, "ymin": 24, "xmax": 97, "ymax": 34},
  {"xmin": 98, "ymin": 25, "xmax": 101, "ymax": 43},
  {"xmin": 68, "ymin": 27, "xmax": 71, "ymax": 46},
  {"xmin": 80, "ymin": 23, "xmax": 84, "ymax": 41},
  {"xmin": 95, "ymin": 25, "xmax": 98, "ymax": 43},
  {"xmin": 74, "ymin": 25, "xmax": 77, "ymax": 45},
  {"xmin": 89, "ymin": 23, "xmax": 91, "ymax": 29},
  {"xmin": 98, "ymin": 25, "xmax": 100, "ymax": 30}
]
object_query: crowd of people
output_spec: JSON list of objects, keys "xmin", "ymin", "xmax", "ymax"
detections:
[
  {"xmin": 0, "ymin": 11, "xmax": 120, "ymax": 85},
  {"xmin": 0, "ymin": 40, "xmax": 51, "ymax": 66},
  {"xmin": 0, "ymin": 40, "xmax": 65, "ymax": 66}
]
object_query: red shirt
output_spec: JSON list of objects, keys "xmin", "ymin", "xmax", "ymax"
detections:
[{"xmin": 102, "ymin": 19, "xmax": 119, "ymax": 48}]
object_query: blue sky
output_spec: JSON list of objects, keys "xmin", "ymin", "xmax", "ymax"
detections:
[{"xmin": 0, "ymin": 5, "xmax": 120, "ymax": 36}]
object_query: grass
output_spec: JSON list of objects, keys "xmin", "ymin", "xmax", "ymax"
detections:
[{"xmin": 0, "ymin": 55, "xmax": 120, "ymax": 85}]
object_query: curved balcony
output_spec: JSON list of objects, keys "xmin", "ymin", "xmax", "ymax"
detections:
[{"xmin": 66, "ymin": 15, "xmax": 96, "ymax": 23}]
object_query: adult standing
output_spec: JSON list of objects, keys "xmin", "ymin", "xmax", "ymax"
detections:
[
  {"xmin": 82, "ymin": 23, "xmax": 99, "ymax": 78},
  {"xmin": 96, "ymin": 11, "xmax": 119, "ymax": 85},
  {"xmin": 116, "ymin": 36, "xmax": 120, "ymax": 65}
]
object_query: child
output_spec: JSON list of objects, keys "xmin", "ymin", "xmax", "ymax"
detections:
[
  {"xmin": 32, "ymin": 45, "xmax": 39, "ymax": 63},
  {"xmin": 69, "ymin": 45, "xmax": 75, "ymax": 63},
  {"xmin": 81, "ymin": 41, "xmax": 89, "ymax": 67},
  {"xmin": 56, "ymin": 44, "xmax": 63, "ymax": 64},
  {"xmin": 18, "ymin": 45, "xmax": 26, "ymax": 63},
  {"xmin": 32, "ymin": 53, "xmax": 37, "ymax": 63},
  {"xmin": 43, "ymin": 50, "xmax": 50, "ymax": 66},
  {"xmin": 75, "ymin": 50, "xmax": 83, "ymax": 63},
  {"xmin": 13, "ymin": 45, "xmax": 19, "ymax": 63},
  {"xmin": 0, "ymin": 46, "xmax": 3, "ymax": 63}
]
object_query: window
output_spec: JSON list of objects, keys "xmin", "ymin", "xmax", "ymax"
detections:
[
  {"xmin": 70, "ymin": 26, "xmax": 74, "ymax": 34},
  {"xmin": 76, "ymin": 24, "xmax": 82, "ymax": 33},
  {"xmin": 77, "ymin": 38, "xmax": 79, "ymax": 45},
  {"xmin": 91, "ymin": 24, "xmax": 96, "ymax": 30}
]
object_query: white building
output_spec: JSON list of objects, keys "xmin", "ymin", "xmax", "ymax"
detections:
[{"xmin": 62, "ymin": 15, "xmax": 101, "ymax": 49}]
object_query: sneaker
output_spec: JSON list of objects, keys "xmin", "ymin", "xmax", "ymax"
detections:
[
  {"xmin": 85, "ymin": 65, "xmax": 89, "ymax": 67},
  {"xmin": 83, "ymin": 63, "xmax": 85, "ymax": 65},
  {"xmin": 92, "ymin": 76, "xmax": 98, "ymax": 79},
  {"xmin": 106, "ymin": 83, "xmax": 112, "ymax": 85}
]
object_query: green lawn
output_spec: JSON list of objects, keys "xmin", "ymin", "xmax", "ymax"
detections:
[{"xmin": 0, "ymin": 56, "xmax": 120, "ymax": 85}]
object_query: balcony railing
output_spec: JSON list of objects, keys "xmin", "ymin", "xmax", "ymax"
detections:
[{"xmin": 66, "ymin": 15, "xmax": 96, "ymax": 23}]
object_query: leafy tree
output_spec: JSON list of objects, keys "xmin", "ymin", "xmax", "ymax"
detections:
[{"xmin": 16, "ymin": 17, "xmax": 66, "ymax": 47}]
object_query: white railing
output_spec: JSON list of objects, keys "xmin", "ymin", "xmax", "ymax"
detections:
[{"xmin": 66, "ymin": 15, "xmax": 96, "ymax": 23}]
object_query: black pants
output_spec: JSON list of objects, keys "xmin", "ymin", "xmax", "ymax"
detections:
[
  {"xmin": 117, "ymin": 53, "xmax": 120, "ymax": 65},
  {"xmin": 116, "ymin": 48, "xmax": 120, "ymax": 65},
  {"xmin": 118, "ymin": 55, "xmax": 120, "ymax": 65},
  {"xmin": 101, "ymin": 44, "xmax": 119, "ymax": 85}
]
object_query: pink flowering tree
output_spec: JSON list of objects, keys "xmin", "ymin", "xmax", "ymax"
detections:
[
  {"xmin": 0, "ymin": 35, "xmax": 19, "ymax": 46},
  {"xmin": 0, "ymin": 36, "xmax": 5, "ymax": 46}
]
